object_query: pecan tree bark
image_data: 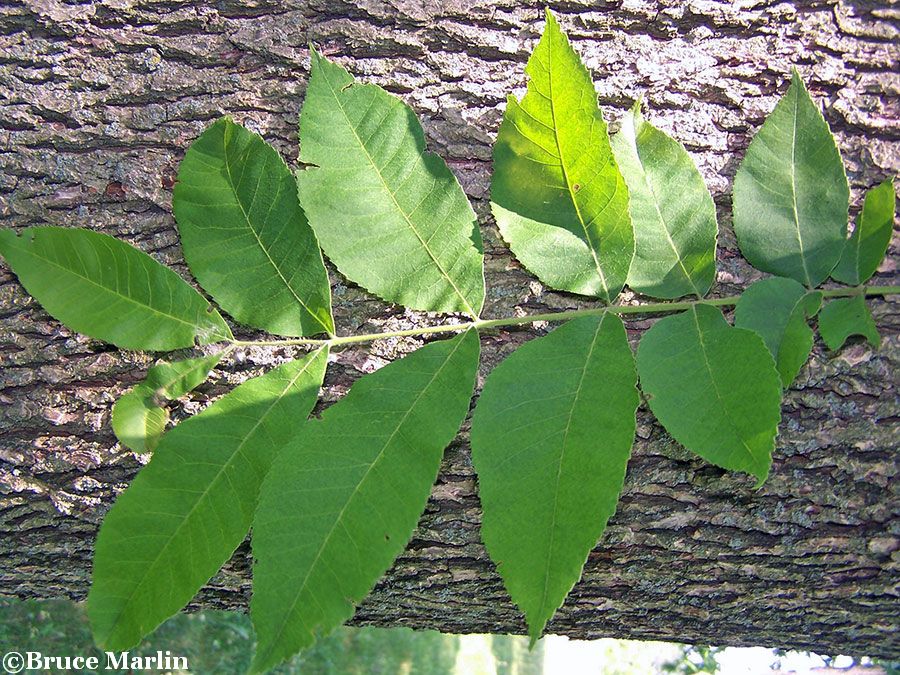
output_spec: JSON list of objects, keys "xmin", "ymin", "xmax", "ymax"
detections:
[{"xmin": 1, "ymin": 0, "xmax": 898, "ymax": 659}]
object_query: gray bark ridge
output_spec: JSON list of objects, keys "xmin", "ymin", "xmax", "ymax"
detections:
[{"xmin": 1, "ymin": 0, "xmax": 898, "ymax": 659}]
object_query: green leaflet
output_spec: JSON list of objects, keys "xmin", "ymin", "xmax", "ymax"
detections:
[
  {"xmin": 818, "ymin": 295, "xmax": 880, "ymax": 350},
  {"xmin": 250, "ymin": 330, "xmax": 480, "ymax": 673},
  {"xmin": 490, "ymin": 10, "xmax": 632, "ymax": 302},
  {"xmin": 733, "ymin": 70, "xmax": 849, "ymax": 288},
  {"xmin": 734, "ymin": 278, "xmax": 822, "ymax": 388},
  {"xmin": 173, "ymin": 117, "xmax": 334, "ymax": 337},
  {"xmin": 470, "ymin": 315, "xmax": 638, "ymax": 644},
  {"xmin": 0, "ymin": 227, "xmax": 231, "ymax": 350},
  {"xmin": 832, "ymin": 179, "xmax": 896, "ymax": 286},
  {"xmin": 112, "ymin": 353, "xmax": 225, "ymax": 453},
  {"xmin": 611, "ymin": 101, "xmax": 718, "ymax": 299},
  {"xmin": 297, "ymin": 49, "xmax": 485, "ymax": 318},
  {"xmin": 88, "ymin": 348, "xmax": 328, "ymax": 651},
  {"xmin": 636, "ymin": 304, "xmax": 782, "ymax": 483}
]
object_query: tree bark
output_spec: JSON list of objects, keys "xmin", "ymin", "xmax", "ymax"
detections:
[{"xmin": 1, "ymin": 0, "xmax": 898, "ymax": 659}]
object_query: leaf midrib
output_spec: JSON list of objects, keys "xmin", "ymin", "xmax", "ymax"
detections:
[
  {"xmin": 690, "ymin": 307, "xmax": 763, "ymax": 472},
  {"xmin": 787, "ymin": 87, "xmax": 813, "ymax": 288},
  {"xmin": 255, "ymin": 333, "xmax": 468, "ymax": 668},
  {"xmin": 533, "ymin": 316, "xmax": 603, "ymax": 634},
  {"xmin": 99, "ymin": 350, "xmax": 325, "ymax": 647},
  {"xmin": 544, "ymin": 35, "xmax": 610, "ymax": 302},
  {"xmin": 316, "ymin": 61, "xmax": 479, "ymax": 319},
  {"xmin": 220, "ymin": 138, "xmax": 333, "ymax": 335}
]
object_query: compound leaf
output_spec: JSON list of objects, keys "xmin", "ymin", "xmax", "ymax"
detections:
[
  {"xmin": 112, "ymin": 353, "xmax": 225, "ymax": 454},
  {"xmin": 0, "ymin": 227, "xmax": 231, "ymax": 350},
  {"xmin": 174, "ymin": 117, "xmax": 333, "ymax": 337},
  {"xmin": 250, "ymin": 330, "xmax": 480, "ymax": 673},
  {"xmin": 734, "ymin": 277, "xmax": 822, "ymax": 388},
  {"xmin": 832, "ymin": 179, "xmax": 895, "ymax": 286},
  {"xmin": 490, "ymin": 9, "xmax": 632, "ymax": 302},
  {"xmin": 611, "ymin": 101, "xmax": 717, "ymax": 299},
  {"xmin": 636, "ymin": 304, "xmax": 782, "ymax": 483},
  {"xmin": 297, "ymin": 49, "xmax": 485, "ymax": 317},
  {"xmin": 733, "ymin": 70, "xmax": 849, "ymax": 288},
  {"xmin": 818, "ymin": 295, "xmax": 880, "ymax": 350},
  {"xmin": 89, "ymin": 348, "xmax": 329, "ymax": 651},
  {"xmin": 470, "ymin": 314, "xmax": 638, "ymax": 644}
]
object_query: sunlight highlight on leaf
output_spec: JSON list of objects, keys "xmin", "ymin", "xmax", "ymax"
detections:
[{"xmin": 491, "ymin": 10, "xmax": 632, "ymax": 302}]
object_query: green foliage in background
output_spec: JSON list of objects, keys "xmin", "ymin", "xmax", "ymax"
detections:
[
  {"xmin": 0, "ymin": 10, "xmax": 895, "ymax": 673},
  {"xmin": 0, "ymin": 598, "xmax": 459, "ymax": 675}
]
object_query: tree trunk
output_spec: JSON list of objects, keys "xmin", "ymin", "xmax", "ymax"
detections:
[{"xmin": 1, "ymin": 0, "xmax": 897, "ymax": 659}]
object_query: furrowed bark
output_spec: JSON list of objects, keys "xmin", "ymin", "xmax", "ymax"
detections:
[{"xmin": 1, "ymin": 0, "xmax": 897, "ymax": 658}]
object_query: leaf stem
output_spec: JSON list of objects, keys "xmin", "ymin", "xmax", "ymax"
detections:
[{"xmin": 230, "ymin": 285, "xmax": 899, "ymax": 350}]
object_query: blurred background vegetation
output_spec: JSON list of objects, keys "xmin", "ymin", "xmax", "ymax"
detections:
[{"xmin": 0, "ymin": 598, "xmax": 894, "ymax": 674}]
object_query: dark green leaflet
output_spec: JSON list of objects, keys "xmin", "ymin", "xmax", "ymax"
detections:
[
  {"xmin": 733, "ymin": 70, "xmax": 849, "ymax": 288},
  {"xmin": 471, "ymin": 314, "xmax": 638, "ymax": 644},
  {"xmin": 637, "ymin": 304, "xmax": 783, "ymax": 483},
  {"xmin": 174, "ymin": 117, "xmax": 334, "ymax": 337},
  {"xmin": 734, "ymin": 277, "xmax": 822, "ymax": 388},
  {"xmin": 297, "ymin": 49, "xmax": 485, "ymax": 317}
]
